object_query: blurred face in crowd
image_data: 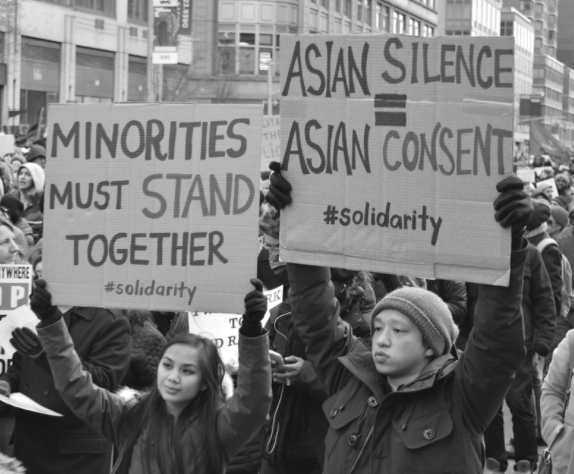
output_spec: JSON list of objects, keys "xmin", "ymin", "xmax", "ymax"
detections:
[
  {"xmin": 18, "ymin": 168, "xmax": 33, "ymax": 191},
  {"xmin": 0, "ymin": 226, "xmax": 19, "ymax": 265},
  {"xmin": 157, "ymin": 343, "xmax": 204, "ymax": 417},
  {"xmin": 547, "ymin": 216, "xmax": 563, "ymax": 237},
  {"xmin": 555, "ymin": 175, "xmax": 570, "ymax": 192},
  {"xmin": 542, "ymin": 186, "xmax": 554, "ymax": 201},
  {"xmin": 371, "ymin": 309, "xmax": 433, "ymax": 389}
]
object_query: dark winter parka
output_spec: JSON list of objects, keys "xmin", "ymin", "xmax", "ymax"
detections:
[
  {"xmin": 1, "ymin": 307, "xmax": 131, "ymax": 474},
  {"xmin": 286, "ymin": 246, "xmax": 527, "ymax": 474}
]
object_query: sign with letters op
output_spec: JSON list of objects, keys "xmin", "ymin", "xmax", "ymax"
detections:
[
  {"xmin": 44, "ymin": 103, "xmax": 262, "ymax": 312},
  {"xmin": 279, "ymin": 35, "xmax": 515, "ymax": 286}
]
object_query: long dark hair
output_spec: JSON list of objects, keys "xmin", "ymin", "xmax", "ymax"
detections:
[{"xmin": 115, "ymin": 333, "xmax": 227, "ymax": 474}]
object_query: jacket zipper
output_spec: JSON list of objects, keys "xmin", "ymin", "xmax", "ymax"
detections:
[{"xmin": 346, "ymin": 424, "xmax": 374, "ymax": 474}]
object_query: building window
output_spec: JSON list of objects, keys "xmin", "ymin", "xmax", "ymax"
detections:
[
  {"xmin": 335, "ymin": 0, "xmax": 341, "ymax": 12},
  {"xmin": 375, "ymin": 3, "xmax": 389, "ymax": 31},
  {"xmin": 393, "ymin": 11, "xmax": 405, "ymax": 34},
  {"xmin": 75, "ymin": 0, "xmax": 116, "ymax": 16},
  {"xmin": 413, "ymin": 19, "xmax": 420, "ymax": 36},
  {"xmin": 345, "ymin": 0, "xmax": 352, "ymax": 17},
  {"xmin": 364, "ymin": 0, "xmax": 371, "ymax": 25},
  {"xmin": 217, "ymin": 26, "xmax": 281, "ymax": 77},
  {"xmin": 548, "ymin": 30, "xmax": 555, "ymax": 41},
  {"xmin": 500, "ymin": 21, "xmax": 513, "ymax": 36},
  {"xmin": 520, "ymin": 0, "xmax": 530, "ymax": 11},
  {"xmin": 357, "ymin": 0, "xmax": 363, "ymax": 22},
  {"xmin": 128, "ymin": 0, "xmax": 147, "ymax": 22},
  {"xmin": 321, "ymin": 0, "xmax": 329, "ymax": 8}
]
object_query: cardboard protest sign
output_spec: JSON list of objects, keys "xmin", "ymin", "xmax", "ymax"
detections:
[
  {"xmin": 261, "ymin": 116, "xmax": 281, "ymax": 171},
  {"xmin": 0, "ymin": 265, "xmax": 33, "ymax": 376},
  {"xmin": 44, "ymin": 103, "xmax": 262, "ymax": 313},
  {"xmin": 187, "ymin": 285, "xmax": 283, "ymax": 364},
  {"xmin": 280, "ymin": 35, "xmax": 515, "ymax": 285},
  {"xmin": 516, "ymin": 168, "xmax": 535, "ymax": 184}
]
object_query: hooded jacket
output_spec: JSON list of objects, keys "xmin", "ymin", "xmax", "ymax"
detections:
[
  {"xmin": 14, "ymin": 163, "xmax": 44, "ymax": 226},
  {"xmin": 286, "ymin": 245, "xmax": 527, "ymax": 474},
  {"xmin": 37, "ymin": 318, "xmax": 272, "ymax": 474}
]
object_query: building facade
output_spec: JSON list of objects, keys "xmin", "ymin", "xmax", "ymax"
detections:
[
  {"xmin": 501, "ymin": 7, "xmax": 534, "ymax": 151},
  {"xmin": 556, "ymin": 0, "xmax": 573, "ymax": 68},
  {"xmin": 0, "ymin": 0, "xmax": 193, "ymax": 134},
  {"xmin": 436, "ymin": 0, "xmax": 502, "ymax": 36}
]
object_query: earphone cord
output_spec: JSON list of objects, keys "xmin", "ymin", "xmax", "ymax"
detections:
[{"xmin": 265, "ymin": 383, "xmax": 285, "ymax": 454}]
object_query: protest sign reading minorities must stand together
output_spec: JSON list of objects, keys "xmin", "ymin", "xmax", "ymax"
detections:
[
  {"xmin": 44, "ymin": 104, "xmax": 262, "ymax": 313},
  {"xmin": 279, "ymin": 34, "xmax": 516, "ymax": 286}
]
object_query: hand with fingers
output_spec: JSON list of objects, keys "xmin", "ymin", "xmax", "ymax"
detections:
[
  {"xmin": 241, "ymin": 278, "xmax": 268, "ymax": 338},
  {"xmin": 493, "ymin": 175, "xmax": 533, "ymax": 251},
  {"xmin": 265, "ymin": 161, "xmax": 292, "ymax": 211},
  {"xmin": 10, "ymin": 327, "xmax": 44, "ymax": 358},
  {"xmin": 30, "ymin": 280, "xmax": 62, "ymax": 327},
  {"xmin": 272, "ymin": 355, "xmax": 304, "ymax": 386}
]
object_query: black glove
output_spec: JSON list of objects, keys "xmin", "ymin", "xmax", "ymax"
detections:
[
  {"xmin": 265, "ymin": 161, "xmax": 292, "ymax": 210},
  {"xmin": 30, "ymin": 280, "xmax": 62, "ymax": 327},
  {"xmin": 241, "ymin": 278, "xmax": 267, "ymax": 337},
  {"xmin": 10, "ymin": 327, "xmax": 43, "ymax": 358},
  {"xmin": 493, "ymin": 176, "xmax": 533, "ymax": 250}
]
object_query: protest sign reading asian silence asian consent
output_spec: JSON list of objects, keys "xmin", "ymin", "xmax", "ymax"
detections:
[
  {"xmin": 279, "ymin": 35, "xmax": 515, "ymax": 286},
  {"xmin": 44, "ymin": 103, "xmax": 262, "ymax": 312}
]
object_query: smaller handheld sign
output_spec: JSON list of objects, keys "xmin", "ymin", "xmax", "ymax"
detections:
[{"xmin": 0, "ymin": 265, "xmax": 33, "ymax": 376}]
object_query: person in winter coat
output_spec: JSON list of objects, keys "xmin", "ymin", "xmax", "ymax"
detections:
[
  {"xmin": 541, "ymin": 329, "xmax": 574, "ymax": 473},
  {"xmin": 266, "ymin": 168, "xmax": 533, "ymax": 474},
  {"xmin": 13, "ymin": 163, "xmax": 44, "ymax": 242},
  {"xmin": 484, "ymin": 242, "xmax": 556, "ymax": 472},
  {"xmin": 30, "ymin": 279, "xmax": 272, "ymax": 474},
  {"xmin": 0, "ymin": 283, "xmax": 131, "ymax": 474},
  {"xmin": 0, "ymin": 194, "xmax": 35, "ymax": 252},
  {"xmin": 526, "ymin": 199, "xmax": 564, "ymax": 327}
]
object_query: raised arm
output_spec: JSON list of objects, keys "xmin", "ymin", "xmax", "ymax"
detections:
[
  {"xmin": 218, "ymin": 279, "xmax": 272, "ymax": 461},
  {"xmin": 454, "ymin": 176, "xmax": 533, "ymax": 433}
]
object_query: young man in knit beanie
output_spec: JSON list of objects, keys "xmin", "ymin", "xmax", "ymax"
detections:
[{"xmin": 267, "ymin": 166, "xmax": 533, "ymax": 474}]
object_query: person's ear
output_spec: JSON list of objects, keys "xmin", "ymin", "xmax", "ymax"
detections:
[{"xmin": 425, "ymin": 347, "xmax": 434, "ymax": 358}]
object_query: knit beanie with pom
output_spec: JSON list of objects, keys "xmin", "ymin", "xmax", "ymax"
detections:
[{"xmin": 371, "ymin": 286, "xmax": 459, "ymax": 357}]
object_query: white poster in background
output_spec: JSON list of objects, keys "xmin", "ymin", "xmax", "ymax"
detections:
[
  {"xmin": 187, "ymin": 286, "xmax": 283, "ymax": 365},
  {"xmin": 0, "ymin": 265, "xmax": 33, "ymax": 376}
]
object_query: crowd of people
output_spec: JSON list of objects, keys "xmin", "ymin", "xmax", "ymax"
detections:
[{"xmin": 0, "ymin": 138, "xmax": 574, "ymax": 473}]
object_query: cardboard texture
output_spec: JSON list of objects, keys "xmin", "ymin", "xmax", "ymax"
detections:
[
  {"xmin": 0, "ymin": 265, "xmax": 33, "ymax": 375},
  {"xmin": 261, "ymin": 116, "xmax": 281, "ymax": 171},
  {"xmin": 44, "ymin": 103, "xmax": 262, "ymax": 313},
  {"xmin": 280, "ymin": 35, "xmax": 515, "ymax": 286}
]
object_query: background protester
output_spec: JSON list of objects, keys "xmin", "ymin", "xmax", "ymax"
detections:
[
  {"xmin": 0, "ymin": 280, "xmax": 131, "ymax": 474},
  {"xmin": 34, "ymin": 279, "xmax": 271, "ymax": 474},
  {"xmin": 12, "ymin": 163, "xmax": 44, "ymax": 243},
  {"xmin": 0, "ymin": 218, "xmax": 28, "ymax": 457},
  {"xmin": 25, "ymin": 145, "xmax": 47, "ymax": 170},
  {"xmin": 541, "ymin": 330, "xmax": 574, "ymax": 473},
  {"xmin": 549, "ymin": 205, "xmax": 569, "ymax": 239},
  {"xmin": 531, "ymin": 182, "xmax": 554, "ymax": 204},
  {"xmin": 484, "ymin": 242, "xmax": 556, "ymax": 473},
  {"xmin": 0, "ymin": 195, "xmax": 35, "ymax": 253},
  {"xmin": 7, "ymin": 156, "xmax": 23, "ymax": 190}
]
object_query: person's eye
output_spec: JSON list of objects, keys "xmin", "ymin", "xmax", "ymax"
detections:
[
  {"xmin": 393, "ymin": 328, "xmax": 404, "ymax": 334},
  {"xmin": 162, "ymin": 361, "xmax": 171, "ymax": 369},
  {"xmin": 373, "ymin": 326, "xmax": 381, "ymax": 332},
  {"xmin": 182, "ymin": 369, "xmax": 195, "ymax": 375}
]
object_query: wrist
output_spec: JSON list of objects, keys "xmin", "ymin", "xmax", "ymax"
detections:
[
  {"xmin": 37, "ymin": 310, "xmax": 63, "ymax": 328},
  {"xmin": 240, "ymin": 321, "xmax": 263, "ymax": 337}
]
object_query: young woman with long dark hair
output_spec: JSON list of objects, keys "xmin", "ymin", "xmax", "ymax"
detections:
[{"xmin": 30, "ymin": 278, "xmax": 272, "ymax": 474}]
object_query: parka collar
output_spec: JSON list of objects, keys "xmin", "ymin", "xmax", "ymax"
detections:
[{"xmin": 338, "ymin": 340, "xmax": 458, "ymax": 397}]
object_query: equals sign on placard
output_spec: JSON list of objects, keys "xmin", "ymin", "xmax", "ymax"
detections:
[{"xmin": 374, "ymin": 94, "xmax": 407, "ymax": 127}]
